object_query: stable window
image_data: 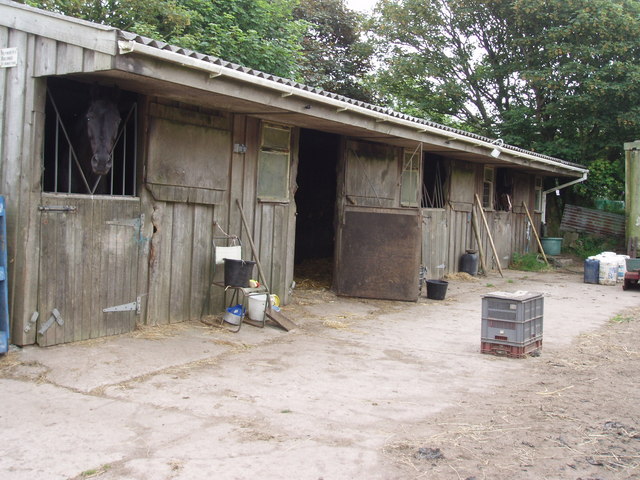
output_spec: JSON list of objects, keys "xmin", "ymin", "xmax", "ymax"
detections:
[
  {"xmin": 42, "ymin": 78, "xmax": 138, "ymax": 196},
  {"xmin": 534, "ymin": 176, "xmax": 543, "ymax": 211},
  {"xmin": 401, "ymin": 149, "xmax": 420, "ymax": 206},
  {"xmin": 258, "ymin": 123, "xmax": 291, "ymax": 202},
  {"xmin": 495, "ymin": 168, "xmax": 514, "ymax": 211},
  {"xmin": 422, "ymin": 154, "xmax": 447, "ymax": 208},
  {"xmin": 482, "ymin": 166, "xmax": 495, "ymax": 209}
]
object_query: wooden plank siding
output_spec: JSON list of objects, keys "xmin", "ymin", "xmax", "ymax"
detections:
[
  {"xmin": 37, "ymin": 196, "xmax": 141, "ymax": 346},
  {"xmin": 142, "ymin": 112, "xmax": 298, "ymax": 325},
  {"xmin": 420, "ymin": 209, "xmax": 449, "ymax": 278},
  {"xmin": 420, "ymin": 161, "xmax": 544, "ymax": 277}
]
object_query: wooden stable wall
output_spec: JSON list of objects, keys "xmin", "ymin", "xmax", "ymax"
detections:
[
  {"xmin": 141, "ymin": 105, "xmax": 298, "ymax": 326},
  {"xmin": 420, "ymin": 161, "xmax": 541, "ymax": 277}
]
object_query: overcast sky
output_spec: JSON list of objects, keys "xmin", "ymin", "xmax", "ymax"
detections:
[{"xmin": 345, "ymin": 0, "xmax": 376, "ymax": 13}]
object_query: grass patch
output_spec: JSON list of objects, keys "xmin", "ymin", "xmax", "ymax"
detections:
[
  {"xmin": 510, "ymin": 253, "xmax": 552, "ymax": 272},
  {"xmin": 81, "ymin": 465, "xmax": 111, "ymax": 478},
  {"xmin": 610, "ymin": 314, "xmax": 633, "ymax": 324}
]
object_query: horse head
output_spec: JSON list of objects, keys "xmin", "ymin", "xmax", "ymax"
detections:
[{"xmin": 86, "ymin": 87, "xmax": 121, "ymax": 176}]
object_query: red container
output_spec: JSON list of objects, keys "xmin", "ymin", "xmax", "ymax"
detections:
[{"xmin": 481, "ymin": 339, "xmax": 543, "ymax": 358}]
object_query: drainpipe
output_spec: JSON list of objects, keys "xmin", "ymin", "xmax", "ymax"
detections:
[{"xmin": 541, "ymin": 172, "xmax": 588, "ymax": 226}]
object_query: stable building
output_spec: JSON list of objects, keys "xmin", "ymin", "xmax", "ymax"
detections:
[{"xmin": 0, "ymin": 0, "xmax": 588, "ymax": 347}]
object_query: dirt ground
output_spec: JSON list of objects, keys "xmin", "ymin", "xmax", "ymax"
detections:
[{"xmin": 1, "ymin": 266, "xmax": 639, "ymax": 480}]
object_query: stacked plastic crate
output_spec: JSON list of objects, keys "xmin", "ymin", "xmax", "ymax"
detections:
[{"xmin": 481, "ymin": 291, "xmax": 543, "ymax": 358}]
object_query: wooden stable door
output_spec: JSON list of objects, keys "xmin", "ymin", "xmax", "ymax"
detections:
[
  {"xmin": 335, "ymin": 206, "xmax": 421, "ymax": 302},
  {"xmin": 37, "ymin": 195, "xmax": 142, "ymax": 346}
]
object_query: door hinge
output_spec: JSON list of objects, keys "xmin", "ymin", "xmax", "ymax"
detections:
[
  {"xmin": 38, "ymin": 308, "xmax": 64, "ymax": 335},
  {"xmin": 103, "ymin": 296, "xmax": 141, "ymax": 315},
  {"xmin": 24, "ymin": 311, "xmax": 39, "ymax": 333}
]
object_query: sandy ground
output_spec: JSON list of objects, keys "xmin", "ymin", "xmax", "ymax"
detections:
[{"xmin": 0, "ymin": 267, "xmax": 639, "ymax": 480}]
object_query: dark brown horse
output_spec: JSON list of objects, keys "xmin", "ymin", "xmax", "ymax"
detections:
[
  {"xmin": 74, "ymin": 86, "xmax": 122, "ymax": 194},
  {"xmin": 49, "ymin": 85, "xmax": 122, "ymax": 194}
]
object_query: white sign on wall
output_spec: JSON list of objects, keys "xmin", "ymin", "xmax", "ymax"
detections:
[{"xmin": 0, "ymin": 48, "xmax": 18, "ymax": 68}]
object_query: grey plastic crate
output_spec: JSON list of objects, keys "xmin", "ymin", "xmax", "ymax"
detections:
[
  {"xmin": 482, "ymin": 291, "xmax": 543, "ymax": 323},
  {"xmin": 481, "ymin": 316, "xmax": 543, "ymax": 344},
  {"xmin": 481, "ymin": 292, "xmax": 543, "ymax": 345}
]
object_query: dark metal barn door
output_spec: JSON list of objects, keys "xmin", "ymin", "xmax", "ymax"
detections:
[
  {"xmin": 335, "ymin": 206, "xmax": 421, "ymax": 301},
  {"xmin": 37, "ymin": 196, "xmax": 142, "ymax": 346}
]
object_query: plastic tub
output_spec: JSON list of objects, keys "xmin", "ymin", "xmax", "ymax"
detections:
[
  {"xmin": 541, "ymin": 237, "xmax": 563, "ymax": 256},
  {"xmin": 223, "ymin": 258, "xmax": 256, "ymax": 287},
  {"xmin": 426, "ymin": 280, "xmax": 448, "ymax": 300}
]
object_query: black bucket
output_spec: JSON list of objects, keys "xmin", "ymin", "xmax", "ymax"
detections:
[
  {"xmin": 426, "ymin": 279, "xmax": 448, "ymax": 300},
  {"xmin": 224, "ymin": 258, "xmax": 256, "ymax": 287}
]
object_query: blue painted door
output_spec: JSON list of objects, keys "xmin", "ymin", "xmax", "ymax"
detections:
[{"xmin": 0, "ymin": 197, "xmax": 10, "ymax": 354}]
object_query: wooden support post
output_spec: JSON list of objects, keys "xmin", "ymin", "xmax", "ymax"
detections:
[
  {"xmin": 236, "ymin": 199, "xmax": 270, "ymax": 293},
  {"xmin": 471, "ymin": 204, "xmax": 488, "ymax": 275},
  {"xmin": 522, "ymin": 201, "xmax": 549, "ymax": 266},
  {"xmin": 474, "ymin": 194, "xmax": 504, "ymax": 277}
]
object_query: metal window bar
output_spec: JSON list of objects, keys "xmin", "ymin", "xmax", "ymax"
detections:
[
  {"xmin": 422, "ymin": 159, "xmax": 445, "ymax": 208},
  {"xmin": 45, "ymin": 90, "xmax": 137, "ymax": 196}
]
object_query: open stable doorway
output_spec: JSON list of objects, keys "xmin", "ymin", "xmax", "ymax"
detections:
[{"xmin": 294, "ymin": 129, "xmax": 340, "ymax": 288}]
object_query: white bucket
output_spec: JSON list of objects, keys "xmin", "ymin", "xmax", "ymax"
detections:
[
  {"xmin": 598, "ymin": 257, "xmax": 618, "ymax": 285},
  {"xmin": 248, "ymin": 294, "xmax": 268, "ymax": 321}
]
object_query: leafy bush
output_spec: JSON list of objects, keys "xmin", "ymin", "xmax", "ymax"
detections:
[
  {"xmin": 565, "ymin": 233, "xmax": 622, "ymax": 260},
  {"xmin": 510, "ymin": 253, "xmax": 552, "ymax": 272}
]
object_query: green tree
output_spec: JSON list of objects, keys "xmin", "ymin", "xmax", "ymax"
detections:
[
  {"xmin": 26, "ymin": 0, "xmax": 308, "ymax": 78},
  {"xmin": 371, "ymin": 0, "xmax": 640, "ymax": 167},
  {"xmin": 293, "ymin": 0, "xmax": 375, "ymax": 101}
]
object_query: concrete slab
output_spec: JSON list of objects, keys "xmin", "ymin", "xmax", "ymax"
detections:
[{"xmin": 0, "ymin": 269, "xmax": 637, "ymax": 479}]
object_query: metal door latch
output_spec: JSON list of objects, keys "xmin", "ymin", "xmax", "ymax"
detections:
[{"xmin": 38, "ymin": 308, "xmax": 64, "ymax": 335}]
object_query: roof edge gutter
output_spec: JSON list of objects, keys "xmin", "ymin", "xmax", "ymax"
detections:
[
  {"xmin": 118, "ymin": 39, "xmax": 588, "ymax": 176},
  {"xmin": 541, "ymin": 172, "xmax": 589, "ymax": 224}
]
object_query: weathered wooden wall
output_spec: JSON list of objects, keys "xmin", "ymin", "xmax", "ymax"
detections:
[
  {"xmin": 0, "ymin": 11, "xmax": 120, "ymax": 344},
  {"xmin": 420, "ymin": 162, "xmax": 542, "ymax": 277},
  {"xmin": 142, "ymin": 106, "xmax": 298, "ymax": 326}
]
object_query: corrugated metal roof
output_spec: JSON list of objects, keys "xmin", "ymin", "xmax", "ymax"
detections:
[
  {"xmin": 118, "ymin": 30, "xmax": 586, "ymax": 172},
  {"xmin": 560, "ymin": 204, "xmax": 625, "ymax": 236}
]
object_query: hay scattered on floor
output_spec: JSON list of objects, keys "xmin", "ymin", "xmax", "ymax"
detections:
[
  {"xmin": 323, "ymin": 319, "xmax": 351, "ymax": 329},
  {"xmin": 294, "ymin": 257, "xmax": 332, "ymax": 290},
  {"xmin": 130, "ymin": 322, "xmax": 193, "ymax": 340},
  {"xmin": 0, "ymin": 351, "xmax": 22, "ymax": 372},
  {"xmin": 444, "ymin": 272, "xmax": 480, "ymax": 282}
]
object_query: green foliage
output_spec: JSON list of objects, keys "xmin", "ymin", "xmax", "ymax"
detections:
[
  {"xmin": 27, "ymin": 0, "xmax": 308, "ymax": 78},
  {"xmin": 370, "ymin": 0, "xmax": 640, "ymax": 169},
  {"xmin": 510, "ymin": 253, "xmax": 552, "ymax": 272},
  {"xmin": 294, "ymin": 0, "xmax": 375, "ymax": 101},
  {"xmin": 565, "ymin": 233, "xmax": 621, "ymax": 260},
  {"xmin": 573, "ymin": 157, "xmax": 624, "ymax": 202}
]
